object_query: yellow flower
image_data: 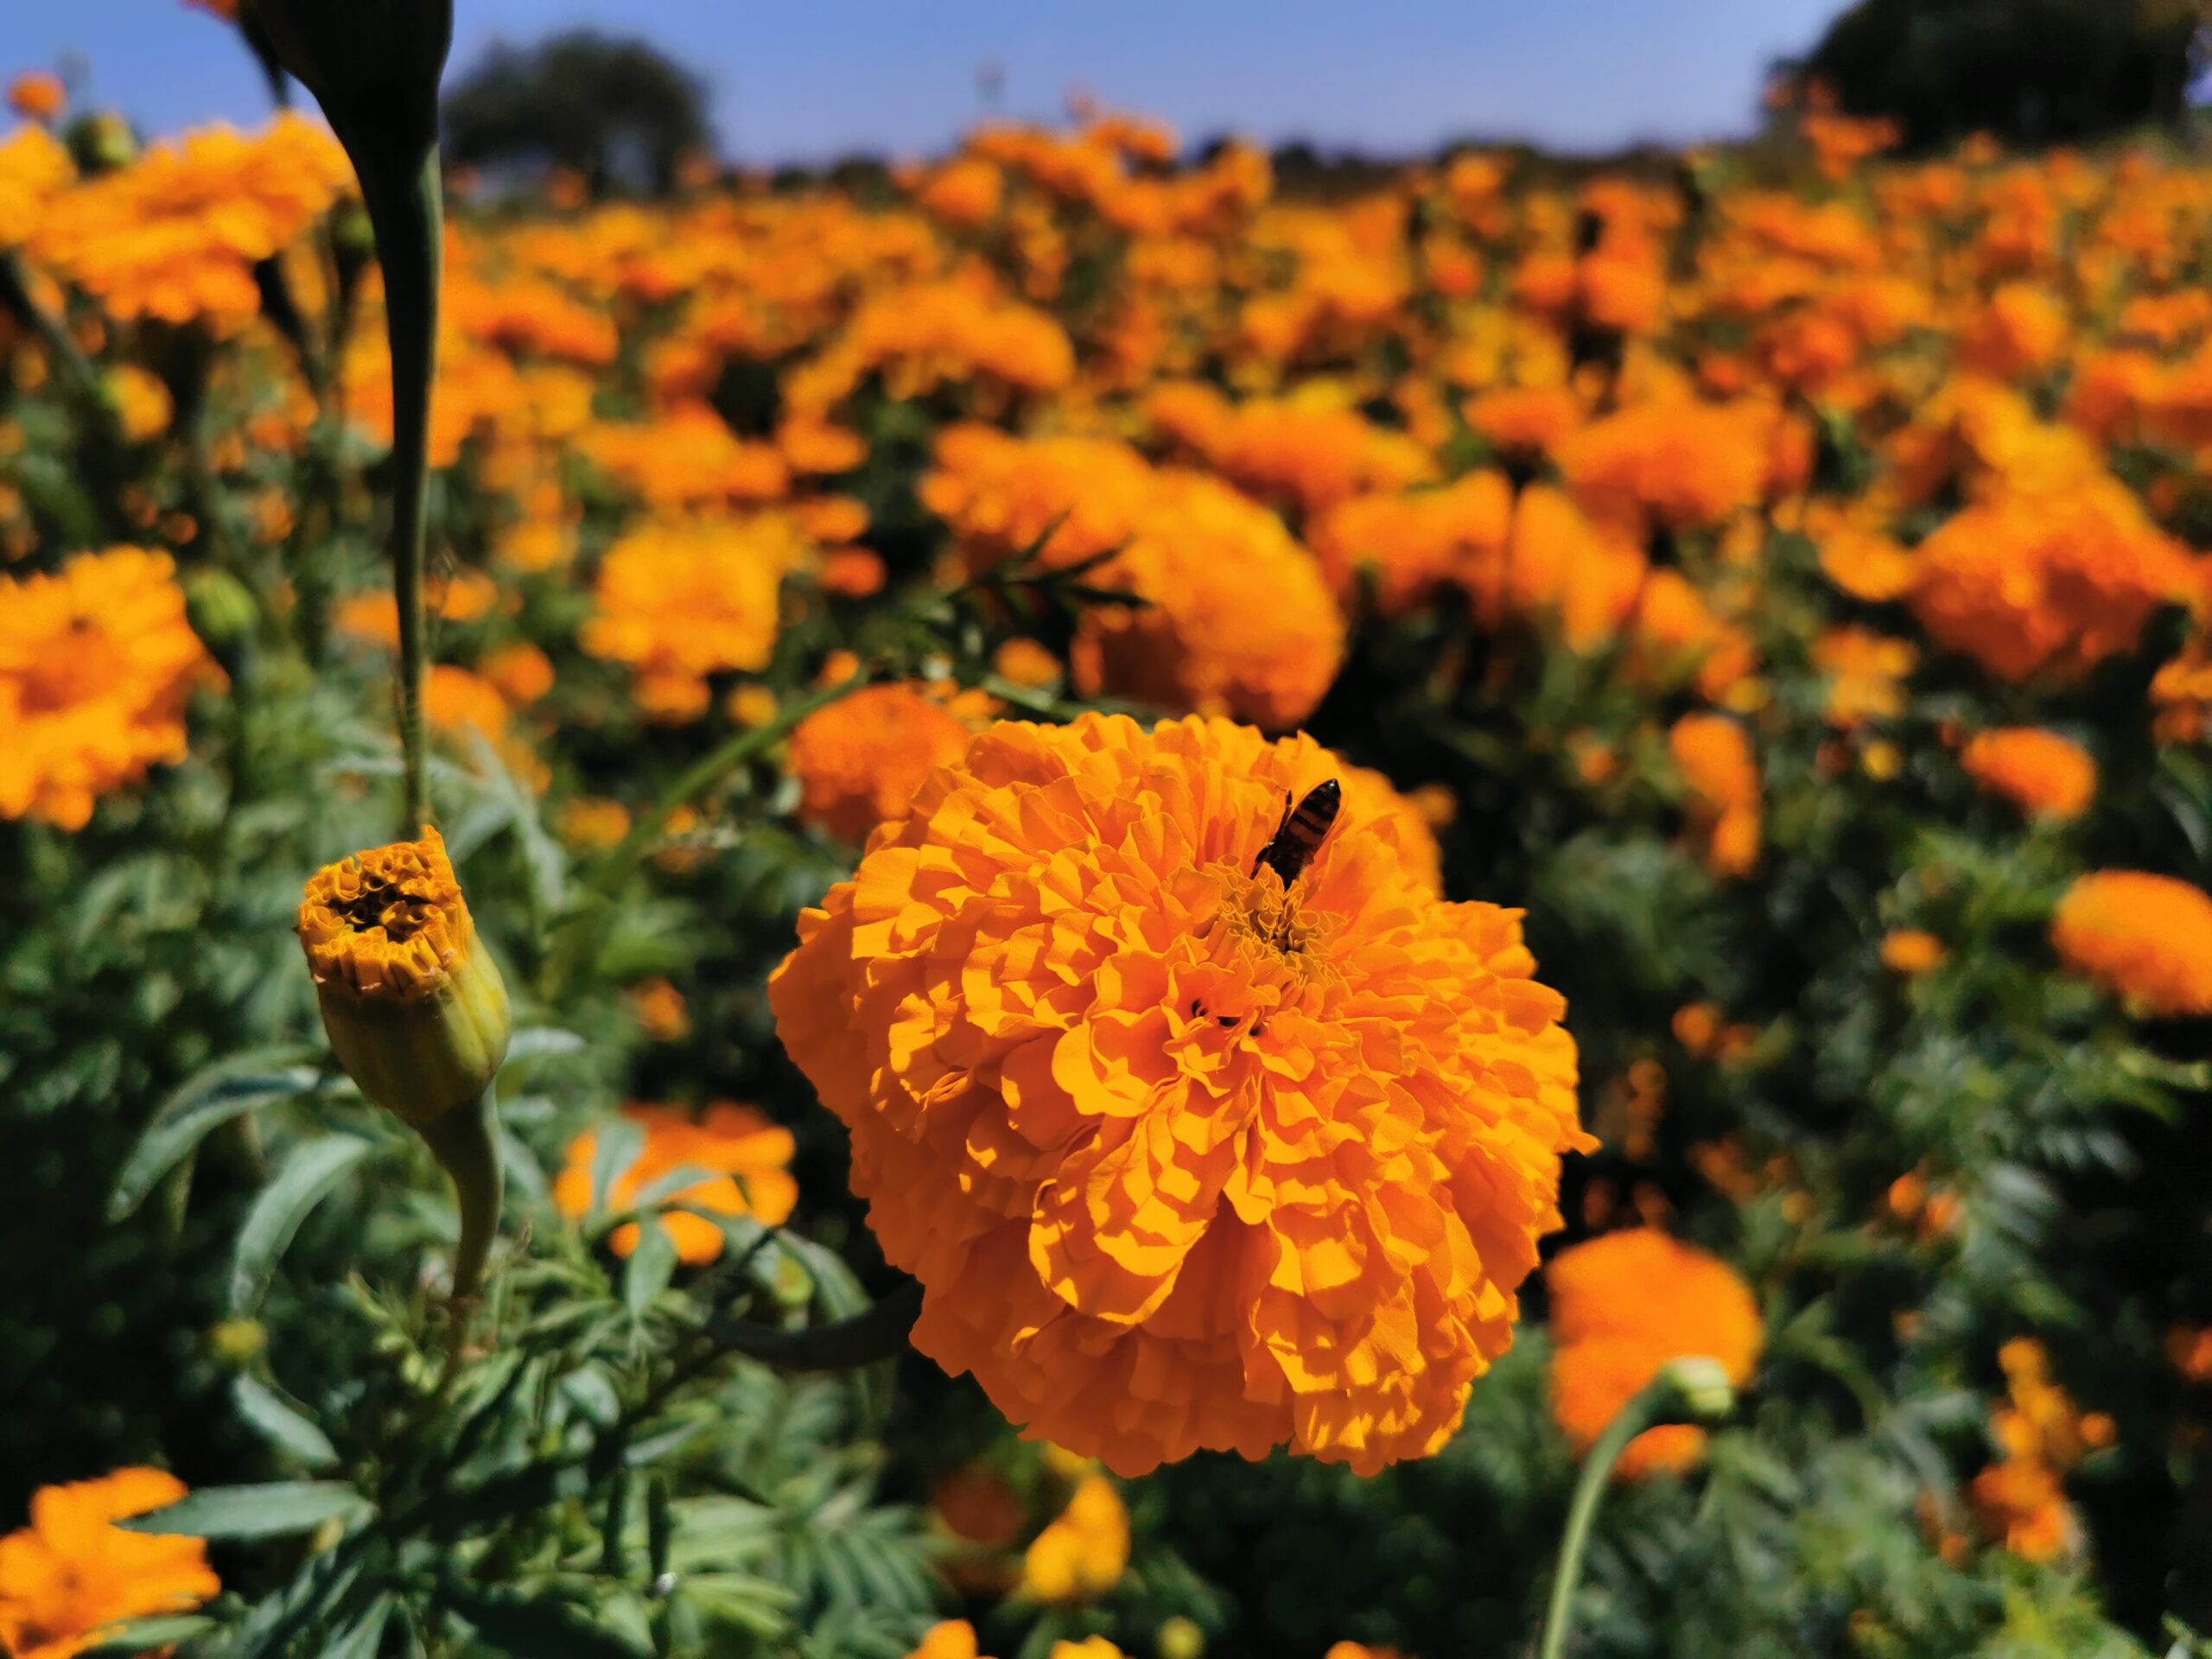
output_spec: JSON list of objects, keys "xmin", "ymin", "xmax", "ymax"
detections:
[
  {"xmin": 1020, "ymin": 1473, "xmax": 1129, "ymax": 1602},
  {"xmin": 771, "ymin": 713, "xmax": 1588, "ymax": 1475},
  {"xmin": 296, "ymin": 827, "xmax": 512, "ymax": 1127},
  {"xmin": 0, "ymin": 1469, "xmax": 219, "ymax": 1659},
  {"xmin": 0, "ymin": 548, "xmax": 223, "ymax": 830}
]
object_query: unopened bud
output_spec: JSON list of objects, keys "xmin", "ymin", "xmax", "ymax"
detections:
[{"xmin": 1657, "ymin": 1355, "xmax": 1738, "ymax": 1426}]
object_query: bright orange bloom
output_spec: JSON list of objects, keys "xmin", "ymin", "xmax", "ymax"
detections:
[
  {"xmin": 0, "ymin": 549, "xmax": 222, "ymax": 830},
  {"xmin": 6, "ymin": 73, "xmax": 64, "ymax": 124},
  {"xmin": 1813, "ymin": 627, "xmax": 1916, "ymax": 729},
  {"xmin": 578, "ymin": 517, "xmax": 802, "ymax": 721},
  {"xmin": 553, "ymin": 1103, "xmax": 798, "ymax": 1264},
  {"xmin": 1960, "ymin": 728, "xmax": 2095, "ymax": 821},
  {"xmin": 1971, "ymin": 1338, "xmax": 2101, "ymax": 1563},
  {"xmin": 0, "ymin": 1469, "xmax": 219, "ymax": 1659},
  {"xmin": 1309, "ymin": 474, "xmax": 1513, "ymax": 615},
  {"xmin": 1020, "ymin": 1473, "xmax": 1129, "ymax": 1601},
  {"xmin": 925, "ymin": 426, "xmax": 1344, "ymax": 728},
  {"xmin": 1907, "ymin": 482, "xmax": 2193, "ymax": 683},
  {"xmin": 772, "ymin": 714, "xmax": 1587, "ymax": 1474},
  {"xmin": 2051, "ymin": 871, "xmax": 2212, "ymax": 1018},
  {"xmin": 1880, "ymin": 930, "xmax": 1946, "ymax": 975},
  {"xmin": 31, "ymin": 115, "xmax": 350, "ymax": 336},
  {"xmin": 1546, "ymin": 1229, "xmax": 1763, "ymax": 1478},
  {"xmin": 1669, "ymin": 714, "xmax": 1761, "ymax": 879},
  {"xmin": 788, "ymin": 683, "xmax": 980, "ymax": 845}
]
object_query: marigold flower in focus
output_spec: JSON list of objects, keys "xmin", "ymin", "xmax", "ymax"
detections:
[
  {"xmin": 0, "ymin": 548, "xmax": 224, "ymax": 830},
  {"xmin": 1669, "ymin": 714, "xmax": 1761, "ymax": 880},
  {"xmin": 0, "ymin": 1468, "xmax": 219, "ymax": 1659},
  {"xmin": 1880, "ymin": 930, "xmax": 1946, "ymax": 976},
  {"xmin": 1959, "ymin": 728, "xmax": 2095, "ymax": 822},
  {"xmin": 2051, "ymin": 870, "xmax": 2212, "ymax": 1018},
  {"xmin": 553, "ymin": 1103, "xmax": 798, "ymax": 1265},
  {"xmin": 1546, "ymin": 1229, "xmax": 1762, "ymax": 1478},
  {"xmin": 1020, "ymin": 1473, "xmax": 1129, "ymax": 1602},
  {"xmin": 771, "ymin": 713, "xmax": 1588, "ymax": 1474},
  {"xmin": 788, "ymin": 682, "xmax": 982, "ymax": 845},
  {"xmin": 296, "ymin": 826, "xmax": 512, "ymax": 1128}
]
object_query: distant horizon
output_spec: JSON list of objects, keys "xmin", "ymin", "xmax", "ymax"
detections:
[{"xmin": 14, "ymin": 2, "xmax": 1848, "ymax": 167}]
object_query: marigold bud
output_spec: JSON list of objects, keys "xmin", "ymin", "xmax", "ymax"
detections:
[
  {"xmin": 245, "ymin": 0, "xmax": 453, "ymax": 150},
  {"xmin": 296, "ymin": 826, "xmax": 510, "ymax": 1128},
  {"xmin": 1657, "ymin": 1355, "xmax": 1738, "ymax": 1425}
]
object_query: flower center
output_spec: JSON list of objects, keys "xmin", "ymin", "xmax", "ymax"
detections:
[{"xmin": 329, "ymin": 873, "xmax": 447, "ymax": 943}]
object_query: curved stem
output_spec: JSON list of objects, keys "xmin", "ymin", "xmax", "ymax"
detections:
[
  {"xmin": 706, "ymin": 1280, "xmax": 922, "ymax": 1372},
  {"xmin": 416, "ymin": 1085, "xmax": 503, "ymax": 1365},
  {"xmin": 349, "ymin": 134, "xmax": 442, "ymax": 835},
  {"xmin": 1535, "ymin": 1373, "xmax": 1671, "ymax": 1659}
]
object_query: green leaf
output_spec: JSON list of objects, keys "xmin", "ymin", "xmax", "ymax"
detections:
[
  {"xmin": 506, "ymin": 1027, "xmax": 588, "ymax": 1063},
  {"xmin": 323, "ymin": 1598, "xmax": 392, "ymax": 1659},
  {"xmin": 232, "ymin": 1375, "xmax": 338, "ymax": 1469},
  {"xmin": 230, "ymin": 1136, "xmax": 372, "ymax": 1313},
  {"xmin": 588, "ymin": 1116, "xmax": 646, "ymax": 1224},
  {"xmin": 108, "ymin": 1047, "xmax": 321, "ymax": 1220},
  {"xmin": 441, "ymin": 1582, "xmax": 652, "ymax": 1659},
  {"xmin": 120, "ymin": 1480, "xmax": 368, "ymax": 1540},
  {"xmin": 85, "ymin": 1616, "xmax": 221, "ymax": 1653},
  {"xmin": 624, "ymin": 1222, "xmax": 678, "ymax": 1318}
]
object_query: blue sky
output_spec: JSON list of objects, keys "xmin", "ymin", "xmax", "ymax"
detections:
[{"xmin": 20, "ymin": 2, "xmax": 1847, "ymax": 163}]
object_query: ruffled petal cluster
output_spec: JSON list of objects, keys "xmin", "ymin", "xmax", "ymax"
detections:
[
  {"xmin": 0, "ymin": 548, "xmax": 223, "ymax": 830},
  {"xmin": 771, "ymin": 713, "xmax": 1587, "ymax": 1475},
  {"xmin": 0, "ymin": 1468, "xmax": 219, "ymax": 1659},
  {"xmin": 2051, "ymin": 870, "xmax": 2212, "ymax": 1017}
]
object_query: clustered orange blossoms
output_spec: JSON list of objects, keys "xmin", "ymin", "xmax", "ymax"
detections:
[
  {"xmin": 772, "ymin": 713, "xmax": 1587, "ymax": 1475},
  {"xmin": 1959, "ymin": 728, "xmax": 2097, "ymax": 821},
  {"xmin": 0, "ymin": 1469, "xmax": 219, "ymax": 1659},
  {"xmin": 786, "ymin": 680, "xmax": 992, "ymax": 844},
  {"xmin": 1546, "ymin": 1229, "xmax": 1764, "ymax": 1478},
  {"xmin": 0, "ymin": 548, "xmax": 223, "ymax": 830},
  {"xmin": 1968, "ymin": 1338, "xmax": 2112, "ymax": 1563}
]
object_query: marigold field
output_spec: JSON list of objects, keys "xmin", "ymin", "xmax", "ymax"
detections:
[{"xmin": 8, "ymin": 16, "xmax": 2212, "ymax": 1659}]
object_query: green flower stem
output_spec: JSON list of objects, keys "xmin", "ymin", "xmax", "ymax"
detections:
[
  {"xmin": 345, "ymin": 133, "xmax": 443, "ymax": 836},
  {"xmin": 1536, "ymin": 1363, "xmax": 1726, "ymax": 1659},
  {"xmin": 706, "ymin": 1281, "xmax": 923, "ymax": 1370},
  {"xmin": 416, "ymin": 1084, "xmax": 503, "ymax": 1353}
]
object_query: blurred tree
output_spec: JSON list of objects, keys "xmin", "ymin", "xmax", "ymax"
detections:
[
  {"xmin": 441, "ymin": 30, "xmax": 712, "ymax": 196},
  {"xmin": 1788, "ymin": 0, "xmax": 2206, "ymax": 148}
]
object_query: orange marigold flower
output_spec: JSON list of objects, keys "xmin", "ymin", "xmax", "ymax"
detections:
[
  {"xmin": 0, "ymin": 1468, "xmax": 219, "ymax": 1659},
  {"xmin": 1908, "ymin": 482, "xmax": 2194, "ymax": 683},
  {"xmin": 553, "ymin": 1103, "xmax": 798, "ymax": 1265},
  {"xmin": 1467, "ymin": 384, "xmax": 1583, "ymax": 460},
  {"xmin": 627, "ymin": 976, "xmax": 690, "ymax": 1042},
  {"xmin": 1020, "ymin": 1473, "xmax": 1129, "ymax": 1602},
  {"xmin": 1309, "ymin": 474, "xmax": 1513, "ymax": 615},
  {"xmin": 30, "ymin": 115, "xmax": 350, "ymax": 336},
  {"xmin": 992, "ymin": 637, "xmax": 1063, "ymax": 690},
  {"xmin": 481, "ymin": 641, "xmax": 555, "ymax": 706},
  {"xmin": 0, "ymin": 548, "xmax": 223, "ymax": 830},
  {"xmin": 1546, "ymin": 1229, "xmax": 1763, "ymax": 1478},
  {"xmin": 579, "ymin": 517, "xmax": 799, "ymax": 721},
  {"xmin": 1880, "ymin": 930, "xmax": 1946, "ymax": 975},
  {"xmin": 1669, "ymin": 714, "xmax": 1761, "ymax": 879},
  {"xmin": 556, "ymin": 796, "xmax": 631, "ymax": 850},
  {"xmin": 2051, "ymin": 870, "xmax": 2212, "ymax": 1018},
  {"xmin": 1554, "ymin": 400, "xmax": 1773, "ymax": 538},
  {"xmin": 789, "ymin": 682, "xmax": 979, "ymax": 845},
  {"xmin": 1960, "ymin": 728, "xmax": 2095, "ymax": 821},
  {"xmin": 1814, "ymin": 627, "xmax": 1916, "ymax": 729},
  {"xmin": 770, "ymin": 713, "xmax": 1589, "ymax": 1475},
  {"xmin": 5, "ymin": 73, "xmax": 64, "ymax": 124}
]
